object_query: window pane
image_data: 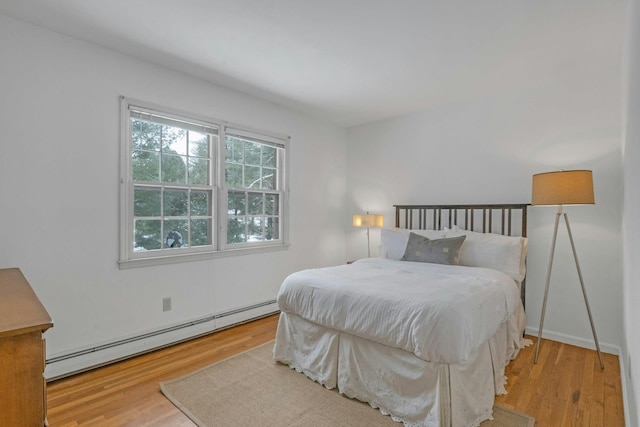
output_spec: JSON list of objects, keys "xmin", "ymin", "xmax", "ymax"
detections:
[
  {"xmin": 188, "ymin": 158, "xmax": 209, "ymax": 185},
  {"xmin": 225, "ymin": 137, "xmax": 243, "ymax": 163},
  {"xmin": 132, "ymin": 150, "xmax": 160, "ymax": 182},
  {"xmin": 227, "ymin": 217, "xmax": 246, "ymax": 244},
  {"xmin": 132, "ymin": 119, "xmax": 161, "ymax": 151},
  {"xmin": 244, "ymin": 141, "xmax": 261, "ymax": 165},
  {"xmin": 164, "ymin": 219, "xmax": 188, "ymax": 248},
  {"xmin": 262, "ymin": 146, "xmax": 276, "ymax": 168},
  {"xmin": 265, "ymin": 217, "xmax": 279, "ymax": 240},
  {"xmin": 228, "ymin": 191, "xmax": 246, "ymax": 215},
  {"xmin": 247, "ymin": 192, "xmax": 263, "ymax": 215},
  {"xmin": 164, "ymin": 189, "xmax": 188, "ymax": 217},
  {"xmin": 262, "ymin": 167, "xmax": 276, "ymax": 190},
  {"xmin": 225, "ymin": 163, "xmax": 243, "ymax": 188},
  {"xmin": 191, "ymin": 219, "xmax": 211, "ymax": 247},
  {"xmin": 162, "ymin": 154, "xmax": 187, "ymax": 183},
  {"xmin": 189, "ymin": 132, "xmax": 209, "ymax": 157},
  {"xmin": 244, "ymin": 166, "xmax": 261, "ymax": 188},
  {"xmin": 191, "ymin": 190, "xmax": 211, "ymax": 216},
  {"xmin": 265, "ymin": 194, "xmax": 279, "ymax": 215},
  {"xmin": 134, "ymin": 188, "xmax": 161, "ymax": 217},
  {"xmin": 247, "ymin": 217, "xmax": 264, "ymax": 241},
  {"xmin": 162, "ymin": 126, "xmax": 187, "ymax": 155},
  {"xmin": 134, "ymin": 219, "xmax": 162, "ymax": 251}
]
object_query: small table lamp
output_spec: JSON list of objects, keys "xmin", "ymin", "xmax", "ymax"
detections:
[
  {"xmin": 353, "ymin": 213, "xmax": 384, "ymax": 257},
  {"xmin": 531, "ymin": 170, "xmax": 604, "ymax": 369}
]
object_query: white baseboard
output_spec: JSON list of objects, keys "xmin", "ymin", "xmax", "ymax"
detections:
[
  {"xmin": 45, "ymin": 301, "xmax": 279, "ymax": 380},
  {"xmin": 524, "ymin": 326, "xmax": 621, "ymax": 356},
  {"xmin": 617, "ymin": 350, "xmax": 632, "ymax": 427}
]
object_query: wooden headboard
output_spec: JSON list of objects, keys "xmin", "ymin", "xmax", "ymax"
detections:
[
  {"xmin": 394, "ymin": 203, "xmax": 529, "ymax": 308},
  {"xmin": 394, "ymin": 204, "xmax": 528, "ymax": 237}
]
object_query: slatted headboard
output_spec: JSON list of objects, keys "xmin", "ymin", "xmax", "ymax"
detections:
[
  {"xmin": 394, "ymin": 203, "xmax": 529, "ymax": 307},
  {"xmin": 394, "ymin": 204, "xmax": 528, "ymax": 237}
]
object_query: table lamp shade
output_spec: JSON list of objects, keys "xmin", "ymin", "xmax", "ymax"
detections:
[
  {"xmin": 353, "ymin": 214, "xmax": 384, "ymax": 228},
  {"xmin": 531, "ymin": 170, "xmax": 594, "ymax": 206}
]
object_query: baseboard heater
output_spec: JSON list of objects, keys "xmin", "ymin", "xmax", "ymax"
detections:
[{"xmin": 46, "ymin": 300, "xmax": 278, "ymax": 366}]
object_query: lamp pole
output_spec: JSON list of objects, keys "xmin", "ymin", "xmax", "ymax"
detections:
[{"xmin": 534, "ymin": 205, "xmax": 604, "ymax": 369}]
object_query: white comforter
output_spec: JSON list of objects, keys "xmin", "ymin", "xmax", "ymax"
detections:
[{"xmin": 277, "ymin": 258, "xmax": 521, "ymax": 364}]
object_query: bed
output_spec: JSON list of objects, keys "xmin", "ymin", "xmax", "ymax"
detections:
[{"xmin": 273, "ymin": 204, "xmax": 530, "ymax": 427}]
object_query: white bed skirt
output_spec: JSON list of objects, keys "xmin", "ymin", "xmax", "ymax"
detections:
[{"xmin": 274, "ymin": 311, "xmax": 526, "ymax": 427}]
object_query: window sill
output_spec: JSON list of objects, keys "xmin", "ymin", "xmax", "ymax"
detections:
[{"xmin": 118, "ymin": 243, "xmax": 290, "ymax": 269}]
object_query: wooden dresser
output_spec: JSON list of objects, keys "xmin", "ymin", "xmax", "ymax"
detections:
[{"xmin": 0, "ymin": 268, "xmax": 53, "ymax": 426}]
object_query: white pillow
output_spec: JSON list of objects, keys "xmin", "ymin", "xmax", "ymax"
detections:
[
  {"xmin": 380, "ymin": 228, "xmax": 446, "ymax": 260},
  {"xmin": 444, "ymin": 226, "xmax": 527, "ymax": 282}
]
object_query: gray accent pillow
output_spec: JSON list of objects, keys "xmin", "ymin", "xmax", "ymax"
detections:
[{"xmin": 401, "ymin": 233, "xmax": 466, "ymax": 265}]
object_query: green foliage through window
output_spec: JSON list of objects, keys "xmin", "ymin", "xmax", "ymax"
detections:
[
  {"xmin": 225, "ymin": 134, "xmax": 282, "ymax": 245},
  {"xmin": 131, "ymin": 114, "xmax": 216, "ymax": 252}
]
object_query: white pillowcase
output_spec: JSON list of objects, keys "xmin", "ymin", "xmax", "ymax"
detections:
[
  {"xmin": 380, "ymin": 228, "xmax": 446, "ymax": 261},
  {"xmin": 444, "ymin": 226, "xmax": 527, "ymax": 282}
]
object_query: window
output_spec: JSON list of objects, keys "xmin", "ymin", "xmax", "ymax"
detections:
[
  {"xmin": 225, "ymin": 131, "xmax": 284, "ymax": 246},
  {"xmin": 120, "ymin": 97, "xmax": 289, "ymax": 267}
]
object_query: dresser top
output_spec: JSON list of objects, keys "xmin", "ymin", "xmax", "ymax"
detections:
[{"xmin": 0, "ymin": 268, "xmax": 52, "ymax": 338}]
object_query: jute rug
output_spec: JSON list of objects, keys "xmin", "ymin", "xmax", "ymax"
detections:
[{"xmin": 160, "ymin": 341, "xmax": 535, "ymax": 427}]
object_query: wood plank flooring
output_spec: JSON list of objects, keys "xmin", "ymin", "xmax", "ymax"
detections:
[
  {"xmin": 494, "ymin": 335, "xmax": 624, "ymax": 427},
  {"xmin": 47, "ymin": 314, "xmax": 624, "ymax": 426}
]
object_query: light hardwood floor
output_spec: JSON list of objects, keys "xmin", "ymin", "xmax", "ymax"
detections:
[{"xmin": 47, "ymin": 314, "xmax": 624, "ymax": 426}]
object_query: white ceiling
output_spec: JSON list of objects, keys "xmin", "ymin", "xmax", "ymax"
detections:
[{"xmin": 0, "ymin": 1, "xmax": 624, "ymax": 127}]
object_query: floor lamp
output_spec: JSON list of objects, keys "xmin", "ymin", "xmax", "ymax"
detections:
[
  {"xmin": 353, "ymin": 213, "xmax": 384, "ymax": 257},
  {"xmin": 532, "ymin": 170, "xmax": 604, "ymax": 369}
]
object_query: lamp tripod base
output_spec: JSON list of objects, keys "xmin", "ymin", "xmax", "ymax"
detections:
[{"xmin": 534, "ymin": 209, "xmax": 604, "ymax": 369}]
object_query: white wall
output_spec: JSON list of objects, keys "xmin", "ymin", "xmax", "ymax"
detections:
[
  {"xmin": 346, "ymin": 5, "xmax": 625, "ymax": 357},
  {"xmin": 623, "ymin": 0, "xmax": 640, "ymax": 424},
  {"xmin": 0, "ymin": 15, "xmax": 347, "ymax": 375}
]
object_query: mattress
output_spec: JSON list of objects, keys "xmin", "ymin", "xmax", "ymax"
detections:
[{"xmin": 277, "ymin": 258, "xmax": 521, "ymax": 364}]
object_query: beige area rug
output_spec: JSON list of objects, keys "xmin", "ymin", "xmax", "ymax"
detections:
[{"xmin": 160, "ymin": 341, "xmax": 535, "ymax": 427}]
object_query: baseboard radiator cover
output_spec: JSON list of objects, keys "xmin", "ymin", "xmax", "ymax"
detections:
[{"xmin": 45, "ymin": 300, "xmax": 278, "ymax": 380}]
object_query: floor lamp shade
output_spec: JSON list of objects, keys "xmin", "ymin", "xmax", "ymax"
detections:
[{"xmin": 532, "ymin": 170, "xmax": 594, "ymax": 206}]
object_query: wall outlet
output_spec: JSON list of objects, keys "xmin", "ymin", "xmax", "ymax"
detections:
[{"xmin": 163, "ymin": 297, "xmax": 172, "ymax": 312}]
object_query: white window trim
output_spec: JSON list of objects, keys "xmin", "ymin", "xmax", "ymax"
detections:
[{"xmin": 119, "ymin": 96, "xmax": 290, "ymax": 269}]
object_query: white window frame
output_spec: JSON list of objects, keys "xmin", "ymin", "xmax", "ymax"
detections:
[
  {"xmin": 119, "ymin": 97, "xmax": 290, "ymax": 268},
  {"xmin": 221, "ymin": 128, "xmax": 287, "ymax": 250}
]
